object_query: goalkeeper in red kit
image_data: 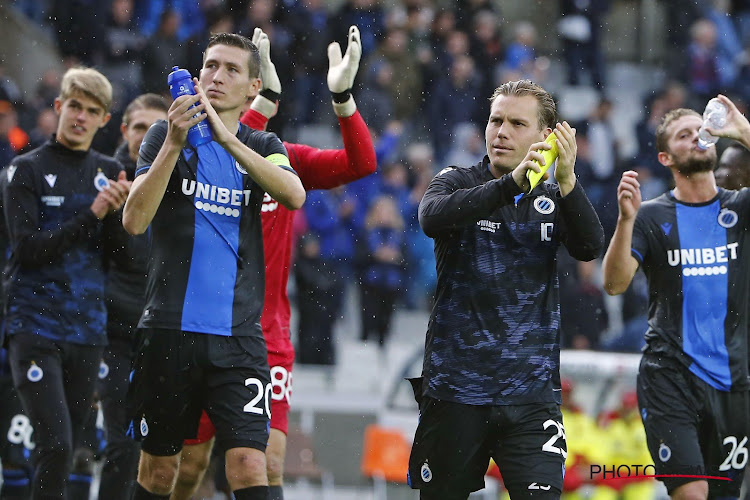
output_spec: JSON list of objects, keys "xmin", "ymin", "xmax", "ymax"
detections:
[{"xmin": 172, "ymin": 26, "xmax": 377, "ymax": 500}]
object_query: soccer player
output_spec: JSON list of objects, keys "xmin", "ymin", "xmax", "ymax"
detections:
[
  {"xmin": 408, "ymin": 79, "xmax": 604, "ymax": 499},
  {"xmin": 173, "ymin": 26, "xmax": 376, "ymax": 500},
  {"xmin": 2, "ymin": 67, "xmax": 131, "ymax": 498},
  {"xmin": 122, "ymin": 33, "xmax": 305, "ymax": 500},
  {"xmin": 602, "ymin": 95, "xmax": 750, "ymax": 499},
  {"xmin": 97, "ymin": 93, "xmax": 169, "ymax": 500},
  {"xmin": 715, "ymin": 143, "xmax": 750, "ymax": 191}
]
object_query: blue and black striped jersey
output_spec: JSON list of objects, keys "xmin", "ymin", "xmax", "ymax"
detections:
[
  {"xmin": 632, "ymin": 188, "xmax": 750, "ymax": 391},
  {"xmin": 418, "ymin": 157, "xmax": 604, "ymax": 406},
  {"xmin": 135, "ymin": 120, "xmax": 293, "ymax": 337},
  {"xmin": 3, "ymin": 140, "xmax": 125, "ymax": 345}
]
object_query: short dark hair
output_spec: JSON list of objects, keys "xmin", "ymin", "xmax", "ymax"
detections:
[
  {"xmin": 122, "ymin": 93, "xmax": 169, "ymax": 125},
  {"xmin": 204, "ymin": 32, "xmax": 260, "ymax": 79},
  {"xmin": 655, "ymin": 108, "xmax": 701, "ymax": 153},
  {"xmin": 489, "ymin": 80, "xmax": 557, "ymax": 130}
]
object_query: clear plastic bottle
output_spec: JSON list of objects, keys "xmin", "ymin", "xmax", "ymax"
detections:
[
  {"xmin": 697, "ymin": 98, "xmax": 728, "ymax": 150},
  {"xmin": 167, "ymin": 66, "xmax": 213, "ymax": 148}
]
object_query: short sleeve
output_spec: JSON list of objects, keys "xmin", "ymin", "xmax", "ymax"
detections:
[
  {"xmin": 631, "ymin": 213, "xmax": 649, "ymax": 265},
  {"xmin": 135, "ymin": 120, "xmax": 168, "ymax": 178}
]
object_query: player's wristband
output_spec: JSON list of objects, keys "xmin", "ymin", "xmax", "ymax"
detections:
[
  {"xmin": 250, "ymin": 94, "xmax": 277, "ymax": 119},
  {"xmin": 260, "ymin": 89, "xmax": 281, "ymax": 102},
  {"xmin": 331, "ymin": 89, "xmax": 352, "ymax": 104},
  {"xmin": 332, "ymin": 95, "xmax": 356, "ymax": 118}
]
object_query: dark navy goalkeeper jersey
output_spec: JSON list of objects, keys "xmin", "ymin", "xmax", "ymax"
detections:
[
  {"xmin": 418, "ymin": 157, "xmax": 604, "ymax": 406},
  {"xmin": 135, "ymin": 120, "xmax": 293, "ymax": 337},
  {"xmin": 632, "ymin": 188, "xmax": 750, "ymax": 391},
  {"xmin": 3, "ymin": 139, "xmax": 125, "ymax": 345}
]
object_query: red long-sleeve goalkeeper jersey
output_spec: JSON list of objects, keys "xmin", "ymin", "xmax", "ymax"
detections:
[{"xmin": 240, "ymin": 108, "xmax": 376, "ymax": 359}]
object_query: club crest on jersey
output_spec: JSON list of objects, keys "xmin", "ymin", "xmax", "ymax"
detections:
[
  {"xmin": 27, "ymin": 363, "xmax": 43, "ymax": 383},
  {"xmin": 235, "ymin": 160, "xmax": 248, "ymax": 175},
  {"xmin": 658, "ymin": 443, "xmax": 671, "ymax": 462},
  {"xmin": 140, "ymin": 417, "xmax": 149, "ymax": 436},
  {"xmin": 44, "ymin": 174, "xmax": 57, "ymax": 187},
  {"xmin": 718, "ymin": 208, "xmax": 738, "ymax": 228},
  {"xmin": 420, "ymin": 463, "xmax": 432, "ymax": 483},
  {"xmin": 534, "ymin": 196, "xmax": 555, "ymax": 215},
  {"xmin": 94, "ymin": 171, "xmax": 110, "ymax": 192},
  {"xmin": 98, "ymin": 361, "xmax": 109, "ymax": 379}
]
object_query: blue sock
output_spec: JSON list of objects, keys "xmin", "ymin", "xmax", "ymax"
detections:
[{"xmin": 1, "ymin": 468, "xmax": 31, "ymax": 499}]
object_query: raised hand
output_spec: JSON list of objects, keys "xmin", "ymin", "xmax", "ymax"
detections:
[
  {"xmin": 91, "ymin": 170, "xmax": 132, "ymax": 219},
  {"xmin": 511, "ymin": 139, "xmax": 552, "ymax": 192},
  {"xmin": 252, "ymin": 27, "xmax": 281, "ymax": 95},
  {"xmin": 327, "ymin": 25, "xmax": 362, "ymax": 93},
  {"xmin": 616, "ymin": 171, "xmax": 642, "ymax": 220}
]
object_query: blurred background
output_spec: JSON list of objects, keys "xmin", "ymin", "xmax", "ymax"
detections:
[{"xmin": 1, "ymin": 0, "xmax": 748, "ymax": 498}]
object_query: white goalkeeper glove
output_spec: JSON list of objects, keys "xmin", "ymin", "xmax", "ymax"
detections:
[
  {"xmin": 250, "ymin": 27, "xmax": 281, "ymax": 119},
  {"xmin": 327, "ymin": 25, "xmax": 361, "ymax": 117}
]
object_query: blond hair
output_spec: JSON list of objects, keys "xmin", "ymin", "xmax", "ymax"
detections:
[
  {"xmin": 489, "ymin": 80, "xmax": 556, "ymax": 130},
  {"xmin": 59, "ymin": 67, "xmax": 113, "ymax": 113}
]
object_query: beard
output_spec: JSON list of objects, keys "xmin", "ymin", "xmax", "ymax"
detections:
[{"xmin": 673, "ymin": 152, "xmax": 716, "ymax": 176}]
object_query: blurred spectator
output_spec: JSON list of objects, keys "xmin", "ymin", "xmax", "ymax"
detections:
[
  {"xmin": 140, "ymin": 8, "xmax": 186, "ymax": 96},
  {"xmin": 235, "ymin": 0, "xmax": 294, "ymax": 131},
  {"xmin": 358, "ymin": 196, "xmax": 408, "ymax": 347},
  {"xmin": 333, "ymin": 0, "xmax": 386, "ymax": 59},
  {"xmin": 32, "ymin": 69, "xmax": 63, "ymax": 113},
  {"xmin": 469, "ymin": 10, "xmax": 504, "ymax": 100},
  {"xmin": 287, "ymin": 0, "xmax": 333, "ymax": 124},
  {"xmin": 294, "ymin": 234, "xmax": 336, "ymax": 366},
  {"xmin": 0, "ymin": 103, "xmax": 29, "ymax": 156},
  {"xmin": 366, "ymin": 27, "xmax": 423, "ymax": 124},
  {"xmin": 454, "ymin": 0, "xmax": 499, "ymax": 33},
  {"xmin": 558, "ymin": 0, "xmax": 610, "ymax": 90},
  {"xmin": 49, "ymin": 0, "xmax": 108, "ymax": 66},
  {"xmin": 715, "ymin": 142, "xmax": 750, "ymax": 189},
  {"xmin": 0, "ymin": 102, "xmax": 16, "ymax": 168},
  {"xmin": 135, "ymin": 0, "xmax": 205, "ymax": 41},
  {"xmin": 687, "ymin": 18, "xmax": 721, "ymax": 105},
  {"xmin": 503, "ymin": 22, "xmax": 538, "ymax": 79},
  {"xmin": 585, "ymin": 97, "xmax": 620, "ymax": 239},
  {"xmin": 403, "ymin": 142, "xmax": 436, "ymax": 308},
  {"xmin": 0, "ymin": 61, "xmax": 22, "ymax": 106},
  {"xmin": 702, "ymin": 0, "xmax": 744, "ymax": 91},
  {"xmin": 185, "ymin": 7, "xmax": 234, "ymax": 77},
  {"xmin": 27, "ymin": 108, "xmax": 59, "ymax": 151},
  {"xmin": 444, "ymin": 122, "xmax": 485, "ymax": 168},
  {"xmin": 358, "ymin": 61, "xmax": 398, "ymax": 134},
  {"xmin": 559, "ymin": 253, "xmax": 608, "ymax": 350},
  {"xmin": 661, "ymin": 0, "xmax": 703, "ymax": 80},
  {"xmin": 102, "ymin": 0, "xmax": 146, "ymax": 108},
  {"xmin": 428, "ymin": 54, "xmax": 482, "ymax": 163},
  {"xmin": 297, "ymin": 186, "xmax": 361, "ymax": 364}
]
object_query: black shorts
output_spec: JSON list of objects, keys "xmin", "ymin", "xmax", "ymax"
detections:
[
  {"xmin": 0, "ymin": 368, "xmax": 34, "ymax": 469},
  {"xmin": 127, "ymin": 328, "xmax": 271, "ymax": 457},
  {"xmin": 638, "ymin": 353, "xmax": 749, "ymax": 496},
  {"xmin": 408, "ymin": 382, "xmax": 565, "ymax": 496}
]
